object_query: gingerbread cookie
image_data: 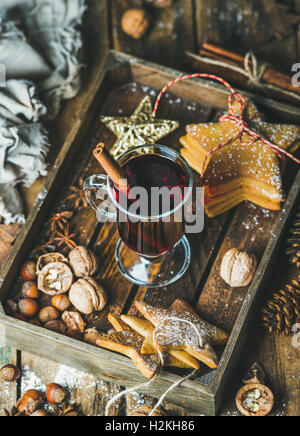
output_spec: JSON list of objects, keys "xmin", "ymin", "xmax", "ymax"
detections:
[
  {"xmin": 180, "ymin": 99, "xmax": 300, "ymax": 217},
  {"xmin": 136, "ymin": 300, "xmax": 229, "ymax": 370},
  {"xmin": 85, "ymin": 313, "xmax": 195, "ymax": 378},
  {"xmin": 121, "ymin": 314, "xmax": 200, "ymax": 369}
]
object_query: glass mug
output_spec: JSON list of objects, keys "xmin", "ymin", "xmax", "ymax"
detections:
[{"xmin": 83, "ymin": 145, "xmax": 193, "ymax": 288}]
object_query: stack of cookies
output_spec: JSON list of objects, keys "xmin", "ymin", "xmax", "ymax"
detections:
[
  {"xmin": 84, "ymin": 299, "xmax": 229, "ymax": 379},
  {"xmin": 180, "ymin": 99, "xmax": 300, "ymax": 217}
]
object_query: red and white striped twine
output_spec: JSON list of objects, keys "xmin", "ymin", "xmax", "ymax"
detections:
[{"xmin": 152, "ymin": 73, "xmax": 300, "ymax": 175}]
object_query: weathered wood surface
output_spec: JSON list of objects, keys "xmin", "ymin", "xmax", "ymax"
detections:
[{"xmin": 1, "ymin": 0, "xmax": 300, "ymax": 417}]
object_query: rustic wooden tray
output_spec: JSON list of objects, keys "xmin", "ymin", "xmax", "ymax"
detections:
[{"xmin": 0, "ymin": 50, "xmax": 300, "ymax": 416}]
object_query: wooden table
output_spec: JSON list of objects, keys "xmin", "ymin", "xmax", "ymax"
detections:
[{"xmin": 1, "ymin": 0, "xmax": 299, "ymax": 416}]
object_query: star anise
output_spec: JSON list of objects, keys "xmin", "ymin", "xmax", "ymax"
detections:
[
  {"xmin": 3, "ymin": 406, "xmax": 24, "ymax": 417},
  {"xmin": 29, "ymin": 241, "xmax": 57, "ymax": 261},
  {"xmin": 66, "ymin": 177, "xmax": 88, "ymax": 210},
  {"xmin": 53, "ymin": 225, "xmax": 77, "ymax": 250},
  {"xmin": 49, "ymin": 402, "xmax": 81, "ymax": 416},
  {"xmin": 48, "ymin": 211, "xmax": 73, "ymax": 233}
]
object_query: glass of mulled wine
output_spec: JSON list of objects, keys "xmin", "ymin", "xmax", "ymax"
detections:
[{"xmin": 84, "ymin": 145, "xmax": 193, "ymax": 288}]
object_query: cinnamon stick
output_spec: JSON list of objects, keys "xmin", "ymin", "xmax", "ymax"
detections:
[
  {"xmin": 201, "ymin": 43, "xmax": 300, "ymax": 97},
  {"xmin": 185, "ymin": 43, "xmax": 300, "ymax": 106},
  {"xmin": 93, "ymin": 143, "xmax": 128, "ymax": 190}
]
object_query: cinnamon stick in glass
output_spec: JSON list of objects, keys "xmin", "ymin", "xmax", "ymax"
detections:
[{"xmin": 93, "ymin": 143, "xmax": 128, "ymax": 190}]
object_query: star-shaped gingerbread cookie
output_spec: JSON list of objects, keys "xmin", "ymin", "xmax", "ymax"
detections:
[
  {"xmin": 84, "ymin": 313, "xmax": 194, "ymax": 378},
  {"xmin": 136, "ymin": 299, "xmax": 229, "ymax": 370},
  {"xmin": 101, "ymin": 96, "xmax": 179, "ymax": 158},
  {"xmin": 180, "ymin": 99, "xmax": 300, "ymax": 217},
  {"xmin": 121, "ymin": 314, "xmax": 200, "ymax": 370}
]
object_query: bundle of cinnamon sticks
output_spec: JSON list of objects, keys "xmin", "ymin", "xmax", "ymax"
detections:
[{"xmin": 185, "ymin": 43, "xmax": 300, "ymax": 106}]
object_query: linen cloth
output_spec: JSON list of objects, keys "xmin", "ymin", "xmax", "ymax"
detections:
[{"xmin": 0, "ymin": 0, "xmax": 85, "ymax": 224}]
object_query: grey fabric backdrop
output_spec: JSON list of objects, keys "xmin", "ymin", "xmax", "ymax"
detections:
[{"xmin": 0, "ymin": 0, "xmax": 85, "ymax": 224}]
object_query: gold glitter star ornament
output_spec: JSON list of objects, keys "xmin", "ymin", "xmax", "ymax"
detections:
[{"xmin": 100, "ymin": 96, "xmax": 179, "ymax": 158}]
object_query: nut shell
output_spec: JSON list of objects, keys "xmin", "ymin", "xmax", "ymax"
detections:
[
  {"xmin": 46, "ymin": 383, "xmax": 67, "ymax": 404},
  {"xmin": 68, "ymin": 246, "xmax": 98, "ymax": 278},
  {"xmin": 37, "ymin": 262, "xmax": 73, "ymax": 295},
  {"xmin": 22, "ymin": 281, "xmax": 39, "ymax": 299},
  {"xmin": 0, "ymin": 364, "xmax": 21, "ymax": 382},
  {"xmin": 18, "ymin": 298, "xmax": 39, "ymax": 318},
  {"xmin": 30, "ymin": 410, "xmax": 48, "ymax": 416},
  {"xmin": 146, "ymin": 0, "xmax": 173, "ymax": 7},
  {"xmin": 121, "ymin": 9, "xmax": 150, "ymax": 39},
  {"xmin": 20, "ymin": 261, "xmax": 37, "ymax": 281},
  {"xmin": 44, "ymin": 320, "xmax": 67, "ymax": 334},
  {"xmin": 36, "ymin": 252, "xmax": 68, "ymax": 273},
  {"xmin": 11, "ymin": 313, "xmax": 27, "ymax": 322},
  {"xmin": 17, "ymin": 390, "xmax": 43, "ymax": 416},
  {"xmin": 52, "ymin": 294, "xmax": 71, "ymax": 312},
  {"xmin": 220, "ymin": 248, "xmax": 258, "ymax": 287},
  {"xmin": 39, "ymin": 306, "xmax": 60, "ymax": 324},
  {"xmin": 236, "ymin": 383, "xmax": 274, "ymax": 416},
  {"xmin": 69, "ymin": 278, "xmax": 107, "ymax": 315},
  {"xmin": 62, "ymin": 311, "xmax": 86, "ymax": 333}
]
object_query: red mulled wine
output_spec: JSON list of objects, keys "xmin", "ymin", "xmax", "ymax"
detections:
[{"xmin": 114, "ymin": 154, "xmax": 187, "ymax": 257}]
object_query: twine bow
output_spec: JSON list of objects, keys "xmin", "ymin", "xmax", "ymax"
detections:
[
  {"xmin": 105, "ymin": 317, "xmax": 202, "ymax": 417},
  {"xmin": 152, "ymin": 73, "xmax": 300, "ymax": 176},
  {"xmin": 244, "ymin": 52, "xmax": 268, "ymax": 87}
]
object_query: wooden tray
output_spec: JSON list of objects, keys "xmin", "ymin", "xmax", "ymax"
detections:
[{"xmin": 0, "ymin": 50, "xmax": 300, "ymax": 416}]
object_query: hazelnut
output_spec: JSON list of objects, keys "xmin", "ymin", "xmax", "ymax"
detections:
[
  {"xmin": 30, "ymin": 410, "xmax": 48, "ymax": 416},
  {"xmin": 46, "ymin": 383, "xmax": 67, "ymax": 405},
  {"xmin": 220, "ymin": 248, "xmax": 258, "ymax": 287},
  {"xmin": 11, "ymin": 313, "xmax": 27, "ymax": 322},
  {"xmin": 68, "ymin": 246, "xmax": 99, "ymax": 278},
  {"xmin": 20, "ymin": 261, "xmax": 37, "ymax": 281},
  {"xmin": 236, "ymin": 383, "xmax": 274, "ymax": 416},
  {"xmin": 52, "ymin": 294, "xmax": 71, "ymax": 312},
  {"xmin": 37, "ymin": 262, "xmax": 73, "ymax": 295},
  {"xmin": 65, "ymin": 329, "xmax": 82, "ymax": 341},
  {"xmin": 17, "ymin": 389, "xmax": 43, "ymax": 415},
  {"xmin": 22, "ymin": 281, "xmax": 39, "ymax": 299},
  {"xmin": 44, "ymin": 320, "xmax": 67, "ymax": 334},
  {"xmin": 28, "ymin": 319, "xmax": 42, "ymax": 327},
  {"xmin": 0, "ymin": 364, "xmax": 21, "ymax": 382},
  {"xmin": 146, "ymin": 0, "xmax": 173, "ymax": 7},
  {"xmin": 121, "ymin": 9, "xmax": 150, "ymax": 39},
  {"xmin": 5, "ymin": 299, "xmax": 18, "ymax": 314},
  {"xmin": 62, "ymin": 311, "xmax": 86, "ymax": 333},
  {"xmin": 84, "ymin": 328, "xmax": 102, "ymax": 346},
  {"xmin": 18, "ymin": 298, "xmax": 39, "ymax": 318},
  {"xmin": 69, "ymin": 278, "xmax": 107, "ymax": 315},
  {"xmin": 39, "ymin": 306, "xmax": 59, "ymax": 324}
]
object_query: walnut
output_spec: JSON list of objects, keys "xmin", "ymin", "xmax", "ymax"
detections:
[
  {"xmin": 220, "ymin": 248, "xmax": 258, "ymax": 287},
  {"xmin": 121, "ymin": 9, "xmax": 150, "ymax": 39},
  {"xmin": 236, "ymin": 383, "xmax": 274, "ymax": 416},
  {"xmin": 68, "ymin": 246, "xmax": 98, "ymax": 278},
  {"xmin": 37, "ymin": 262, "xmax": 73, "ymax": 296},
  {"xmin": 36, "ymin": 252, "xmax": 68, "ymax": 274},
  {"xmin": 62, "ymin": 311, "xmax": 86, "ymax": 333},
  {"xmin": 69, "ymin": 278, "xmax": 107, "ymax": 315}
]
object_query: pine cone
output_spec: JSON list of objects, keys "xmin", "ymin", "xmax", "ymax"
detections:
[
  {"xmin": 286, "ymin": 209, "xmax": 300, "ymax": 268},
  {"xmin": 262, "ymin": 278, "xmax": 300, "ymax": 335}
]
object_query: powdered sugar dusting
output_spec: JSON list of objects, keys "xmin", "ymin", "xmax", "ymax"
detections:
[{"xmin": 21, "ymin": 365, "xmax": 45, "ymax": 394}]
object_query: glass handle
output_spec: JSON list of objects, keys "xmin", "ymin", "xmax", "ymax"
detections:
[{"xmin": 83, "ymin": 174, "xmax": 116, "ymax": 222}]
